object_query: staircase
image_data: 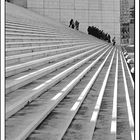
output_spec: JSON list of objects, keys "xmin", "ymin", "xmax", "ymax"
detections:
[{"xmin": 5, "ymin": 2, "xmax": 134, "ymax": 140}]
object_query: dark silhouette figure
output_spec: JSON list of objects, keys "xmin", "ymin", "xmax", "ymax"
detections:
[
  {"xmin": 112, "ymin": 37, "xmax": 116, "ymax": 46},
  {"xmin": 69, "ymin": 19, "xmax": 74, "ymax": 28},
  {"xmin": 108, "ymin": 34, "xmax": 111, "ymax": 43},
  {"xmin": 75, "ymin": 20, "xmax": 79, "ymax": 30},
  {"xmin": 72, "ymin": 22, "xmax": 75, "ymax": 29}
]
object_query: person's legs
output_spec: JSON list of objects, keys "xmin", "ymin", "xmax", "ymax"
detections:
[
  {"xmin": 72, "ymin": 24, "xmax": 74, "ymax": 29},
  {"xmin": 113, "ymin": 42, "xmax": 115, "ymax": 46},
  {"xmin": 77, "ymin": 25, "xmax": 79, "ymax": 30}
]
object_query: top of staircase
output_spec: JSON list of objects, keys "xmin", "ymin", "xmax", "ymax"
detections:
[{"xmin": 6, "ymin": 2, "xmax": 107, "ymax": 43}]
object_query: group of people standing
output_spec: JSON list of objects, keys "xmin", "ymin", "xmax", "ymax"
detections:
[
  {"xmin": 69, "ymin": 19, "xmax": 79, "ymax": 30},
  {"xmin": 87, "ymin": 26, "xmax": 111, "ymax": 42},
  {"xmin": 87, "ymin": 26, "xmax": 116, "ymax": 46},
  {"xmin": 69, "ymin": 20, "xmax": 116, "ymax": 46}
]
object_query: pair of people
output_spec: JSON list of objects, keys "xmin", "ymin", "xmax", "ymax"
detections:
[{"xmin": 69, "ymin": 19, "xmax": 79, "ymax": 30}]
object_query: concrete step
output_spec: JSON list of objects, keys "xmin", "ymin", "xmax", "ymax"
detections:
[
  {"xmin": 6, "ymin": 24, "xmax": 55, "ymax": 32},
  {"xmin": 6, "ymin": 40, "xmax": 80, "ymax": 48},
  {"xmin": 6, "ymin": 27, "xmax": 55, "ymax": 35},
  {"xmin": 6, "ymin": 41, "xmax": 92, "ymax": 56},
  {"xmin": 6, "ymin": 32, "xmax": 97, "ymax": 44},
  {"xmin": 5, "ymin": 31, "xmax": 92, "ymax": 40},
  {"xmin": 6, "ymin": 19, "xmax": 96, "ymax": 40},
  {"xmin": 5, "ymin": 22, "xmax": 98, "ymax": 41},
  {"xmin": 5, "ymin": 23, "xmax": 85, "ymax": 39},
  {"xmin": 5, "ymin": 26, "xmax": 97, "ymax": 39},
  {"xmin": 6, "ymin": 46, "xmax": 111, "ymax": 120},
  {"xmin": 6, "ymin": 20, "xmax": 82, "ymax": 37},
  {"xmin": 25, "ymin": 46, "xmax": 116, "ymax": 140},
  {"xmin": 6, "ymin": 29, "xmax": 61, "ymax": 36},
  {"xmin": 5, "ymin": 32, "xmax": 61, "ymax": 37},
  {"xmin": 6, "ymin": 40, "xmax": 90, "ymax": 49},
  {"xmin": 6, "ymin": 36, "xmax": 83, "ymax": 42},
  {"xmin": 6, "ymin": 42, "xmax": 100, "ymax": 66},
  {"xmin": 5, "ymin": 24, "xmax": 98, "ymax": 42},
  {"xmin": 5, "ymin": 25, "xmax": 82, "ymax": 36},
  {"xmin": 6, "ymin": 15, "xmax": 61, "ymax": 29},
  {"xmin": 6, "ymin": 43, "xmax": 107, "ymax": 77},
  {"xmin": 5, "ymin": 46, "xmax": 112, "ymax": 140},
  {"xmin": 6, "ymin": 10, "xmax": 102, "ymax": 44},
  {"xmin": 60, "ymin": 48, "xmax": 116, "ymax": 140},
  {"xmin": 6, "ymin": 45, "xmax": 108, "ymax": 94},
  {"xmin": 6, "ymin": 20, "xmax": 56, "ymax": 31}
]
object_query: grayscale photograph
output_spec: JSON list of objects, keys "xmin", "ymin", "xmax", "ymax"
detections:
[{"xmin": 1, "ymin": 0, "xmax": 138, "ymax": 140}]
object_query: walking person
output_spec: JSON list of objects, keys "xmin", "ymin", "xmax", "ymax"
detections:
[
  {"xmin": 69, "ymin": 19, "xmax": 74, "ymax": 28},
  {"xmin": 75, "ymin": 20, "xmax": 79, "ymax": 30},
  {"xmin": 72, "ymin": 21, "xmax": 75, "ymax": 29},
  {"xmin": 112, "ymin": 37, "xmax": 116, "ymax": 46}
]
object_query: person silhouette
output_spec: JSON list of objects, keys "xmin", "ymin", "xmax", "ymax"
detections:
[
  {"xmin": 75, "ymin": 20, "xmax": 79, "ymax": 30},
  {"xmin": 69, "ymin": 19, "xmax": 74, "ymax": 28},
  {"xmin": 112, "ymin": 37, "xmax": 116, "ymax": 46},
  {"xmin": 108, "ymin": 34, "xmax": 111, "ymax": 43}
]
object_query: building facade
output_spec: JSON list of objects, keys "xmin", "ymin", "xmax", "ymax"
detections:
[
  {"xmin": 129, "ymin": 6, "xmax": 134, "ymax": 44},
  {"xmin": 27, "ymin": 0, "xmax": 121, "ymax": 44},
  {"xmin": 120, "ymin": 0, "xmax": 130, "ymax": 44}
]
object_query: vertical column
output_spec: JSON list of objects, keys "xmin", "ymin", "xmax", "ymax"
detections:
[
  {"xmin": 119, "ymin": 0, "xmax": 121, "ymax": 44},
  {"xmin": 120, "ymin": 0, "xmax": 122, "ymax": 44}
]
